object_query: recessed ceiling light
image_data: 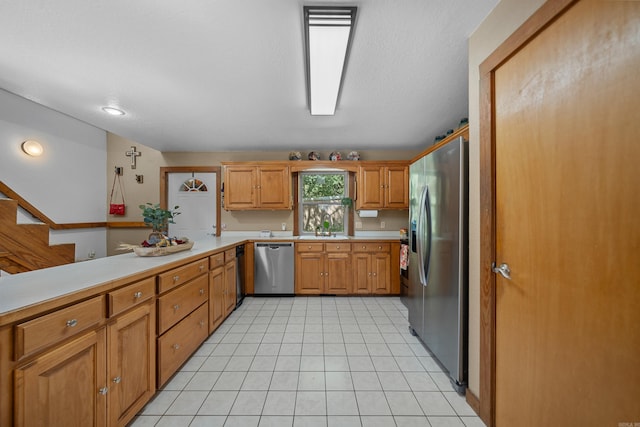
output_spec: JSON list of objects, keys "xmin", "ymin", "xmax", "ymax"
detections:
[{"xmin": 102, "ymin": 106, "xmax": 126, "ymax": 116}]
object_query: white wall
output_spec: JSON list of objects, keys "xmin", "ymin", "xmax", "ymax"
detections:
[
  {"xmin": 0, "ymin": 89, "xmax": 108, "ymax": 260},
  {"xmin": 466, "ymin": 0, "xmax": 545, "ymax": 398}
]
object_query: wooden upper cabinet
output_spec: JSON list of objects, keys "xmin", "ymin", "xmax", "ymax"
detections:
[
  {"xmin": 356, "ymin": 164, "xmax": 408, "ymax": 209},
  {"xmin": 223, "ymin": 163, "xmax": 291, "ymax": 210}
]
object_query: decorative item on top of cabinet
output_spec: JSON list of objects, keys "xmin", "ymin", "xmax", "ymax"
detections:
[{"xmin": 222, "ymin": 163, "xmax": 291, "ymax": 210}]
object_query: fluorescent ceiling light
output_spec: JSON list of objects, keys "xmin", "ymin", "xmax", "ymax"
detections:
[{"xmin": 304, "ymin": 6, "xmax": 357, "ymax": 116}]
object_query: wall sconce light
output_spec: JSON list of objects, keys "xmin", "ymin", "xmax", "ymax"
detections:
[{"xmin": 21, "ymin": 140, "xmax": 44, "ymax": 157}]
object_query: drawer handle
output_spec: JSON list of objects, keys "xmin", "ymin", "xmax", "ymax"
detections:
[
  {"xmin": 112, "ymin": 376, "xmax": 121, "ymax": 384},
  {"xmin": 199, "ymin": 288, "xmax": 205, "ymax": 296},
  {"xmin": 173, "ymin": 304, "xmax": 180, "ymax": 311},
  {"xmin": 173, "ymin": 275, "xmax": 180, "ymax": 282},
  {"xmin": 66, "ymin": 319, "xmax": 78, "ymax": 327},
  {"xmin": 98, "ymin": 387, "xmax": 108, "ymax": 395},
  {"xmin": 173, "ymin": 344, "xmax": 180, "ymax": 350},
  {"xmin": 133, "ymin": 291, "xmax": 143, "ymax": 299}
]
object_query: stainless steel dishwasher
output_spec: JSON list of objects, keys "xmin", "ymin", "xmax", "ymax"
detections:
[{"xmin": 254, "ymin": 242, "xmax": 294, "ymax": 295}]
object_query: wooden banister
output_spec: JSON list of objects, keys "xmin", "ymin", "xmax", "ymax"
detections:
[{"xmin": 0, "ymin": 181, "xmax": 148, "ymax": 229}]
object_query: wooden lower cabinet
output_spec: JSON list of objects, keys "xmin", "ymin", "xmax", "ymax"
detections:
[
  {"xmin": 295, "ymin": 243, "xmax": 352, "ymax": 294},
  {"xmin": 224, "ymin": 249, "xmax": 237, "ymax": 316},
  {"xmin": 353, "ymin": 243, "xmax": 392, "ymax": 295},
  {"xmin": 107, "ymin": 302, "xmax": 155, "ymax": 427},
  {"xmin": 157, "ymin": 303, "xmax": 208, "ymax": 387},
  {"xmin": 14, "ymin": 328, "xmax": 107, "ymax": 427},
  {"xmin": 209, "ymin": 265, "xmax": 225, "ymax": 333}
]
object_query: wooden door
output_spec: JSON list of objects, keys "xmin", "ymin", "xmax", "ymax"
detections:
[
  {"xmin": 209, "ymin": 266, "xmax": 225, "ymax": 333},
  {"xmin": 357, "ymin": 167, "xmax": 383, "ymax": 209},
  {"xmin": 352, "ymin": 253, "xmax": 371, "ymax": 294},
  {"xmin": 490, "ymin": 1, "xmax": 640, "ymax": 425},
  {"xmin": 325, "ymin": 252, "xmax": 351, "ymax": 294},
  {"xmin": 224, "ymin": 260, "xmax": 237, "ymax": 316},
  {"xmin": 295, "ymin": 252, "xmax": 324, "ymax": 294},
  {"xmin": 371, "ymin": 252, "xmax": 391, "ymax": 294},
  {"xmin": 107, "ymin": 303, "xmax": 155, "ymax": 427},
  {"xmin": 14, "ymin": 329, "xmax": 107, "ymax": 427},
  {"xmin": 257, "ymin": 166, "xmax": 290, "ymax": 209},
  {"xmin": 224, "ymin": 166, "xmax": 256, "ymax": 209},
  {"xmin": 384, "ymin": 166, "xmax": 408, "ymax": 208}
]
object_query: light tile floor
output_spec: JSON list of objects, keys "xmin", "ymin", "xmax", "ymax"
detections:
[{"xmin": 131, "ymin": 296, "xmax": 485, "ymax": 427}]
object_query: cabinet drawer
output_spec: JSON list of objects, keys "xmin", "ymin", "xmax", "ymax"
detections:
[
  {"xmin": 15, "ymin": 296, "xmax": 105, "ymax": 359},
  {"xmin": 108, "ymin": 277, "xmax": 155, "ymax": 317},
  {"xmin": 224, "ymin": 248, "xmax": 236, "ymax": 263},
  {"xmin": 325, "ymin": 242, "xmax": 351, "ymax": 253},
  {"xmin": 209, "ymin": 252, "xmax": 225, "ymax": 269},
  {"xmin": 157, "ymin": 258, "xmax": 208, "ymax": 293},
  {"xmin": 353, "ymin": 242, "xmax": 391, "ymax": 253},
  {"xmin": 157, "ymin": 274, "xmax": 209, "ymax": 335},
  {"xmin": 157, "ymin": 302, "xmax": 208, "ymax": 387},
  {"xmin": 296, "ymin": 242, "xmax": 324, "ymax": 253}
]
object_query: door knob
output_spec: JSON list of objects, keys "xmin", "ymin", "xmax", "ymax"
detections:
[{"xmin": 492, "ymin": 262, "xmax": 511, "ymax": 280}]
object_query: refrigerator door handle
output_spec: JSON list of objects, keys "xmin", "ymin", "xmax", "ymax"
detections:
[{"xmin": 417, "ymin": 185, "xmax": 431, "ymax": 286}]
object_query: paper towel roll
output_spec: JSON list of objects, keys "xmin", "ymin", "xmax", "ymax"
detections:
[{"xmin": 358, "ymin": 210, "xmax": 379, "ymax": 218}]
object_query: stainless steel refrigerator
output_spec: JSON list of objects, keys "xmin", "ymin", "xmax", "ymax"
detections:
[{"xmin": 405, "ymin": 135, "xmax": 468, "ymax": 392}]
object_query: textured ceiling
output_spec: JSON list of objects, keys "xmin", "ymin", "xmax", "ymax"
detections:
[{"xmin": 0, "ymin": 0, "xmax": 497, "ymax": 153}]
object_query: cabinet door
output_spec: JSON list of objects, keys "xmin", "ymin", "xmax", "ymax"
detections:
[
  {"xmin": 325, "ymin": 253, "xmax": 351, "ymax": 294},
  {"xmin": 385, "ymin": 166, "xmax": 409, "ymax": 208},
  {"xmin": 357, "ymin": 166, "xmax": 384, "ymax": 209},
  {"xmin": 352, "ymin": 253, "xmax": 372, "ymax": 294},
  {"xmin": 257, "ymin": 166, "xmax": 291, "ymax": 209},
  {"xmin": 14, "ymin": 329, "xmax": 107, "ymax": 427},
  {"xmin": 209, "ymin": 266, "xmax": 225, "ymax": 333},
  {"xmin": 107, "ymin": 303, "xmax": 155, "ymax": 427},
  {"xmin": 371, "ymin": 252, "xmax": 391, "ymax": 294},
  {"xmin": 224, "ymin": 260, "xmax": 237, "ymax": 316},
  {"xmin": 295, "ymin": 252, "xmax": 324, "ymax": 294},
  {"xmin": 224, "ymin": 166, "xmax": 256, "ymax": 209}
]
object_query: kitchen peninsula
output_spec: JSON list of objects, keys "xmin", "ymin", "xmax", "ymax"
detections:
[{"xmin": 0, "ymin": 234, "xmax": 401, "ymax": 426}]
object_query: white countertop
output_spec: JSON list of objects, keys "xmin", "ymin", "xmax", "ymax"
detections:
[
  {"xmin": 0, "ymin": 236, "xmax": 245, "ymax": 317},
  {"xmin": 0, "ymin": 233, "xmax": 402, "ymax": 318}
]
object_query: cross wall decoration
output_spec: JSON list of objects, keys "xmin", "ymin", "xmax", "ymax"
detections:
[{"xmin": 125, "ymin": 146, "xmax": 141, "ymax": 169}]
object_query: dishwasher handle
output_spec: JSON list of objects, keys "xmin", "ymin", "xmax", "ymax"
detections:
[{"xmin": 256, "ymin": 243, "xmax": 293, "ymax": 250}]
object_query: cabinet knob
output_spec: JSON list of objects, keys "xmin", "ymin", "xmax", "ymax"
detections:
[
  {"xmin": 199, "ymin": 288, "xmax": 205, "ymax": 296},
  {"xmin": 373, "ymin": 272, "xmax": 377, "ymax": 277},
  {"xmin": 362, "ymin": 246, "xmax": 366, "ymax": 249},
  {"xmin": 133, "ymin": 291, "xmax": 143, "ymax": 299},
  {"xmin": 112, "ymin": 376, "xmax": 121, "ymax": 384},
  {"xmin": 308, "ymin": 246, "xmax": 312, "ymax": 249},
  {"xmin": 98, "ymin": 387, "xmax": 108, "ymax": 395},
  {"xmin": 199, "ymin": 265, "xmax": 205, "ymax": 271},
  {"xmin": 173, "ymin": 275, "xmax": 180, "ymax": 282},
  {"xmin": 378, "ymin": 246, "xmax": 382, "ymax": 250},
  {"xmin": 66, "ymin": 319, "xmax": 78, "ymax": 327},
  {"xmin": 199, "ymin": 320, "xmax": 205, "ymax": 327},
  {"xmin": 173, "ymin": 304, "xmax": 180, "ymax": 311},
  {"xmin": 336, "ymin": 246, "xmax": 340, "ymax": 249},
  {"xmin": 320, "ymin": 272, "xmax": 324, "ymax": 276},
  {"xmin": 173, "ymin": 344, "xmax": 181, "ymax": 350},
  {"xmin": 368, "ymin": 273, "xmax": 372, "ymax": 277}
]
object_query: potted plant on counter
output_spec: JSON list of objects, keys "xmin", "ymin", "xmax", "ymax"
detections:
[{"xmin": 140, "ymin": 203, "xmax": 180, "ymax": 236}]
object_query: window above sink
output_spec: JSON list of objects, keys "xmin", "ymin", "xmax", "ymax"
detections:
[{"xmin": 299, "ymin": 171, "xmax": 350, "ymax": 236}]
